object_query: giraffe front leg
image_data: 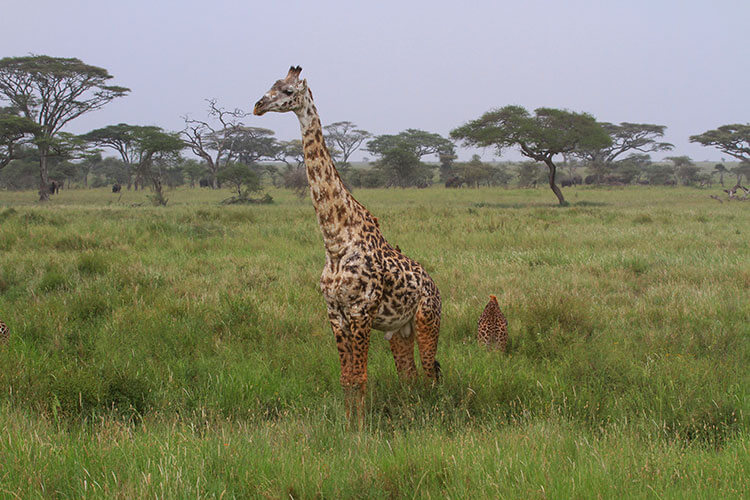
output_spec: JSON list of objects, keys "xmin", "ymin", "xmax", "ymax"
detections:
[
  {"xmin": 326, "ymin": 311, "xmax": 355, "ymax": 419},
  {"xmin": 346, "ymin": 313, "xmax": 374, "ymax": 428}
]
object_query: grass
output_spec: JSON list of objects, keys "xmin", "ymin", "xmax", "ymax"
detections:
[{"xmin": 0, "ymin": 185, "xmax": 748, "ymax": 498}]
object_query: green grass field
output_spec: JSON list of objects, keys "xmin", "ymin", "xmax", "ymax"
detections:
[{"xmin": 0, "ymin": 185, "xmax": 748, "ymax": 498}]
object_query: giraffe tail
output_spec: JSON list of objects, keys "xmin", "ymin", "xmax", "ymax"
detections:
[{"xmin": 434, "ymin": 360, "xmax": 441, "ymax": 383}]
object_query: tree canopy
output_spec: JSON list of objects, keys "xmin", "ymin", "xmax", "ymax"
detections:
[
  {"xmin": 82, "ymin": 123, "xmax": 183, "ymax": 201},
  {"xmin": 218, "ymin": 162, "xmax": 261, "ymax": 199},
  {"xmin": 0, "ymin": 55, "xmax": 129, "ymax": 199},
  {"xmin": 323, "ymin": 121, "xmax": 371, "ymax": 168},
  {"xmin": 367, "ymin": 129, "xmax": 454, "ymax": 159},
  {"xmin": 575, "ymin": 122, "xmax": 673, "ymax": 182},
  {"xmin": 451, "ymin": 105, "xmax": 610, "ymax": 204},
  {"xmin": 373, "ymin": 143, "xmax": 433, "ymax": 188},
  {"xmin": 690, "ymin": 124, "xmax": 750, "ymax": 163},
  {"xmin": 665, "ymin": 156, "xmax": 700, "ymax": 186},
  {"xmin": 229, "ymin": 127, "xmax": 279, "ymax": 165},
  {"xmin": 0, "ymin": 107, "xmax": 38, "ymax": 169}
]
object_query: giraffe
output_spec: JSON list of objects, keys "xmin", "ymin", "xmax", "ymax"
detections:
[
  {"xmin": 0, "ymin": 319, "xmax": 8, "ymax": 344},
  {"xmin": 253, "ymin": 66, "xmax": 442, "ymax": 423},
  {"xmin": 477, "ymin": 295, "xmax": 508, "ymax": 352}
]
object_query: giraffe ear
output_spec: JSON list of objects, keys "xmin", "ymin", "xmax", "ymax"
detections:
[{"xmin": 296, "ymin": 78, "xmax": 308, "ymax": 92}]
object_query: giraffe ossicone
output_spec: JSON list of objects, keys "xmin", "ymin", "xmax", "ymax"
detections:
[{"xmin": 254, "ymin": 66, "xmax": 442, "ymax": 423}]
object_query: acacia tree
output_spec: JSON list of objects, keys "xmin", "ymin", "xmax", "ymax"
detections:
[
  {"xmin": 277, "ymin": 139, "xmax": 304, "ymax": 168},
  {"xmin": 82, "ymin": 124, "xmax": 183, "ymax": 203},
  {"xmin": 367, "ymin": 129, "xmax": 455, "ymax": 160},
  {"xmin": 229, "ymin": 126, "xmax": 281, "ymax": 180},
  {"xmin": 230, "ymin": 127, "xmax": 279, "ymax": 163},
  {"xmin": 373, "ymin": 143, "xmax": 434, "ymax": 188},
  {"xmin": 74, "ymin": 151, "xmax": 103, "ymax": 188},
  {"xmin": 217, "ymin": 162, "xmax": 261, "ymax": 199},
  {"xmin": 666, "ymin": 156, "xmax": 699, "ymax": 185},
  {"xmin": 181, "ymin": 99, "xmax": 247, "ymax": 188},
  {"xmin": 365, "ymin": 129, "xmax": 455, "ymax": 188},
  {"xmin": 81, "ymin": 123, "xmax": 149, "ymax": 189},
  {"xmin": 615, "ymin": 153, "xmax": 652, "ymax": 184},
  {"xmin": 452, "ymin": 106, "xmax": 611, "ymax": 205},
  {"xmin": 0, "ymin": 56, "xmax": 129, "ymax": 200},
  {"xmin": 0, "ymin": 107, "xmax": 38, "ymax": 169},
  {"xmin": 690, "ymin": 124, "xmax": 750, "ymax": 165},
  {"xmin": 575, "ymin": 122, "xmax": 673, "ymax": 183},
  {"xmin": 691, "ymin": 125, "xmax": 750, "ymax": 186},
  {"xmin": 323, "ymin": 121, "xmax": 371, "ymax": 169}
]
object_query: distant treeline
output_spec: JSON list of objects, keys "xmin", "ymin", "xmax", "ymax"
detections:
[
  {"xmin": 1, "ymin": 55, "xmax": 748, "ymax": 205},
  {"xmin": 0, "ymin": 148, "xmax": 742, "ymax": 193}
]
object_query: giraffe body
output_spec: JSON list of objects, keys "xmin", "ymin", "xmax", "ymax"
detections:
[
  {"xmin": 477, "ymin": 295, "xmax": 508, "ymax": 351},
  {"xmin": 254, "ymin": 67, "xmax": 441, "ymax": 421}
]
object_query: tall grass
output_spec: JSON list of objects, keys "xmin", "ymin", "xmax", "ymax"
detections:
[{"xmin": 0, "ymin": 185, "xmax": 748, "ymax": 497}]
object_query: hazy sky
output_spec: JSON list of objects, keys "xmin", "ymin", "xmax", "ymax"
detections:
[{"xmin": 4, "ymin": 0, "xmax": 748, "ymax": 162}]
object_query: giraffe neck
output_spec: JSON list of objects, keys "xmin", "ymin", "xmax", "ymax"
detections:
[{"xmin": 295, "ymin": 94, "xmax": 363, "ymax": 254}]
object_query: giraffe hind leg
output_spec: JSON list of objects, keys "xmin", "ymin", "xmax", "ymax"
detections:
[
  {"xmin": 415, "ymin": 292, "xmax": 441, "ymax": 382},
  {"xmin": 387, "ymin": 322, "xmax": 417, "ymax": 380}
]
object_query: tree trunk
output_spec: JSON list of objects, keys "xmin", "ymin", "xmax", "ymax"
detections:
[
  {"xmin": 544, "ymin": 158, "xmax": 566, "ymax": 206},
  {"xmin": 204, "ymin": 158, "xmax": 218, "ymax": 189},
  {"xmin": 151, "ymin": 175, "xmax": 167, "ymax": 206},
  {"xmin": 38, "ymin": 146, "xmax": 50, "ymax": 202},
  {"xmin": 719, "ymin": 172, "xmax": 724, "ymax": 187}
]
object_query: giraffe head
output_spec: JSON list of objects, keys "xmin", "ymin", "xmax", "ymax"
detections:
[{"xmin": 253, "ymin": 66, "xmax": 309, "ymax": 116}]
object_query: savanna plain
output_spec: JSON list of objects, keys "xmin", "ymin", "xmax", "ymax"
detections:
[{"xmin": 0, "ymin": 185, "xmax": 748, "ymax": 498}]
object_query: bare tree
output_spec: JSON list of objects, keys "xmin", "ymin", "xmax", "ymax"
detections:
[{"xmin": 181, "ymin": 99, "xmax": 247, "ymax": 188}]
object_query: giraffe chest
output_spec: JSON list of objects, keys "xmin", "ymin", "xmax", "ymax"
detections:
[
  {"xmin": 373, "ymin": 261, "xmax": 424, "ymax": 331},
  {"xmin": 320, "ymin": 250, "xmax": 380, "ymax": 312}
]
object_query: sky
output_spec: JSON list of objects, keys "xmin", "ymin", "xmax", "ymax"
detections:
[{"xmin": 3, "ymin": 0, "xmax": 749, "ymax": 162}]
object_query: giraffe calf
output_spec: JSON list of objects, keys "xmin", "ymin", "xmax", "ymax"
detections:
[
  {"xmin": 0, "ymin": 319, "xmax": 9, "ymax": 344},
  {"xmin": 477, "ymin": 295, "xmax": 508, "ymax": 352}
]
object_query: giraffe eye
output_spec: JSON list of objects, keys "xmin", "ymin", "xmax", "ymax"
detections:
[{"xmin": 283, "ymin": 88, "xmax": 294, "ymax": 95}]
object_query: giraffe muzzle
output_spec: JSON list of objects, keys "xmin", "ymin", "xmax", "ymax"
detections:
[{"xmin": 253, "ymin": 100, "xmax": 266, "ymax": 116}]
